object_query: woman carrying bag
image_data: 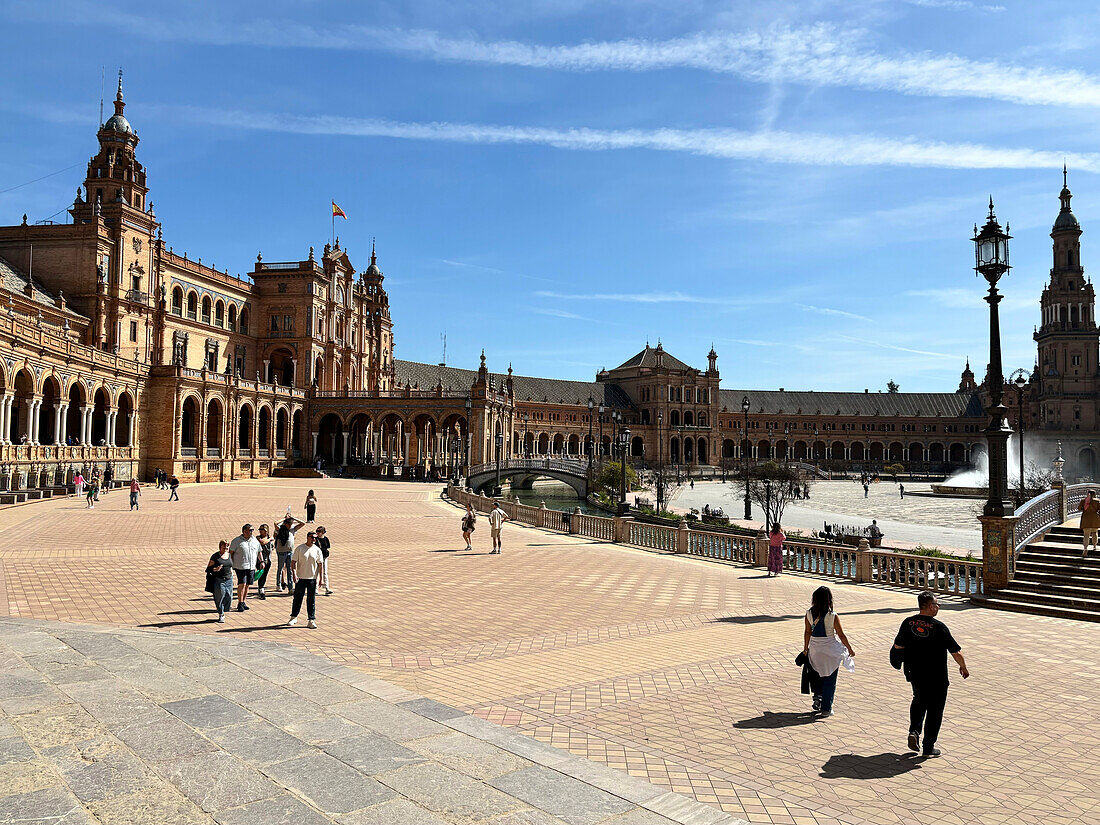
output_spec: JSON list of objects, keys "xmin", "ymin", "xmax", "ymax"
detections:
[
  {"xmin": 206, "ymin": 540, "xmax": 234, "ymax": 623},
  {"xmin": 803, "ymin": 586, "xmax": 856, "ymax": 717}
]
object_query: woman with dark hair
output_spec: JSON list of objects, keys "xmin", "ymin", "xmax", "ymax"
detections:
[
  {"xmin": 304, "ymin": 490, "xmax": 318, "ymax": 524},
  {"xmin": 767, "ymin": 523, "xmax": 785, "ymax": 576},
  {"xmin": 803, "ymin": 586, "xmax": 856, "ymax": 717}
]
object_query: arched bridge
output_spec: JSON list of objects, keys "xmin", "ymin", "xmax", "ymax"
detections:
[{"xmin": 467, "ymin": 458, "xmax": 589, "ymax": 497}]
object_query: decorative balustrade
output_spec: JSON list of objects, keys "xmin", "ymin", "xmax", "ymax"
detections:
[
  {"xmin": 444, "ymin": 484, "xmax": 984, "ymax": 597},
  {"xmin": 1012, "ymin": 488, "xmax": 1061, "ymax": 555}
]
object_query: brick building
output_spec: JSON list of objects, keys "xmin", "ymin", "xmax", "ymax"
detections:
[{"xmin": 0, "ymin": 77, "xmax": 1095, "ymax": 492}]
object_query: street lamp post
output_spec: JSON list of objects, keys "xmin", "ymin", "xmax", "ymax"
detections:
[
  {"xmin": 742, "ymin": 396, "xmax": 751, "ymax": 520},
  {"xmin": 1008, "ymin": 369, "xmax": 1029, "ymax": 498},
  {"xmin": 522, "ymin": 412, "xmax": 530, "ymax": 457},
  {"xmin": 657, "ymin": 410, "xmax": 664, "ymax": 514},
  {"xmin": 974, "ymin": 199, "xmax": 1014, "ymax": 518},
  {"xmin": 464, "ymin": 395, "xmax": 472, "ymax": 485},
  {"xmin": 784, "ymin": 424, "xmax": 791, "ymax": 464},
  {"xmin": 598, "ymin": 405, "xmax": 605, "ymax": 459},
  {"xmin": 494, "ymin": 432, "xmax": 503, "ymax": 497},
  {"xmin": 619, "ymin": 425, "xmax": 631, "ymax": 514},
  {"xmin": 587, "ymin": 398, "xmax": 595, "ymax": 477}
]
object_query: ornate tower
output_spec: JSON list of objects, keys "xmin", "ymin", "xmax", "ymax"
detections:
[
  {"xmin": 359, "ymin": 241, "xmax": 394, "ymax": 392},
  {"xmin": 1034, "ymin": 168, "xmax": 1100, "ymax": 430},
  {"xmin": 958, "ymin": 359, "xmax": 977, "ymax": 392}
]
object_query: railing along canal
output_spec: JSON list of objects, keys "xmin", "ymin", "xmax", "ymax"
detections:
[{"xmin": 446, "ymin": 485, "xmax": 983, "ymax": 596}]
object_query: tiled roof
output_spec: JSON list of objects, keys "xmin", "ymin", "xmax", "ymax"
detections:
[
  {"xmin": 613, "ymin": 345, "xmax": 693, "ymax": 372},
  {"xmin": 718, "ymin": 389, "xmax": 984, "ymax": 418},
  {"xmin": 0, "ymin": 255, "xmax": 88, "ymax": 320},
  {"xmin": 393, "ymin": 360, "xmax": 633, "ymax": 408}
]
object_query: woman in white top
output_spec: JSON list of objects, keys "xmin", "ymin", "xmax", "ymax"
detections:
[{"xmin": 802, "ymin": 586, "xmax": 856, "ymax": 717}]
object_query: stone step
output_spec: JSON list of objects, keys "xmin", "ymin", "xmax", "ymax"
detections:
[
  {"xmin": 1015, "ymin": 562, "xmax": 1100, "ymax": 583},
  {"xmin": 1004, "ymin": 578, "xmax": 1100, "ymax": 600},
  {"xmin": 986, "ymin": 586, "xmax": 1100, "ymax": 612},
  {"xmin": 974, "ymin": 595, "xmax": 1100, "ymax": 623},
  {"xmin": 1021, "ymin": 541, "xmax": 1100, "ymax": 558}
]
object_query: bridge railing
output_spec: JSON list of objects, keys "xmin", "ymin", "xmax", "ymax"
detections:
[
  {"xmin": 444, "ymin": 485, "xmax": 982, "ymax": 596},
  {"xmin": 468, "ymin": 458, "xmax": 589, "ymax": 477}
]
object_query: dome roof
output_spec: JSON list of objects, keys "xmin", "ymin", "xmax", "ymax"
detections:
[
  {"xmin": 1054, "ymin": 205, "xmax": 1080, "ymax": 232},
  {"xmin": 103, "ymin": 113, "xmax": 132, "ymax": 134}
]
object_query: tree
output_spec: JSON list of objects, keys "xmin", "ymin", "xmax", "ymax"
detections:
[
  {"xmin": 735, "ymin": 461, "xmax": 808, "ymax": 529},
  {"xmin": 885, "ymin": 462, "xmax": 905, "ymax": 482},
  {"xmin": 887, "ymin": 380, "xmax": 900, "ymax": 393},
  {"xmin": 593, "ymin": 460, "xmax": 638, "ymax": 503}
]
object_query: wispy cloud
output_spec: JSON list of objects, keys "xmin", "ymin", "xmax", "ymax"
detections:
[
  {"xmin": 836, "ymin": 334, "xmax": 960, "ymax": 359},
  {"xmin": 534, "ymin": 289, "xmax": 721, "ymax": 304},
  {"xmin": 532, "ymin": 308, "xmax": 593, "ymax": 321},
  {"xmin": 37, "ymin": 4, "xmax": 1100, "ymax": 109},
  {"xmin": 156, "ymin": 106, "xmax": 1100, "ymax": 171},
  {"xmin": 901, "ymin": 0, "xmax": 1005, "ymax": 11},
  {"xmin": 438, "ymin": 258, "xmax": 554, "ymax": 283},
  {"xmin": 797, "ymin": 304, "xmax": 873, "ymax": 322}
]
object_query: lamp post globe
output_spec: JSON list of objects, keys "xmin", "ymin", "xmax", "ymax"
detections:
[
  {"xmin": 973, "ymin": 199, "xmax": 1014, "ymax": 518},
  {"xmin": 741, "ymin": 395, "xmax": 751, "ymax": 521}
]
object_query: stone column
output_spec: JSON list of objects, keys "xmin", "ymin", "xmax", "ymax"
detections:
[
  {"xmin": 403, "ymin": 431, "xmax": 411, "ymax": 467},
  {"xmin": 341, "ymin": 432, "xmax": 349, "ymax": 466},
  {"xmin": 53, "ymin": 404, "xmax": 63, "ymax": 445},
  {"xmin": 127, "ymin": 413, "xmax": 136, "ymax": 448},
  {"xmin": 57, "ymin": 405, "xmax": 68, "ymax": 446},
  {"xmin": 753, "ymin": 529, "xmax": 768, "ymax": 567},
  {"xmin": 329, "ymin": 433, "xmax": 336, "ymax": 461},
  {"xmin": 676, "ymin": 519, "xmax": 690, "ymax": 554},
  {"xmin": 311, "ymin": 431, "xmax": 319, "ymax": 460},
  {"xmin": 1, "ymin": 395, "xmax": 10, "ymax": 444},
  {"xmin": 108, "ymin": 411, "xmax": 117, "ymax": 446},
  {"xmin": 262, "ymin": 359, "xmax": 270, "ymax": 383},
  {"xmin": 25, "ymin": 398, "xmax": 36, "ymax": 443},
  {"xmin": 290, "ymin": 358, "xmax": 298, "ymax": 386}
]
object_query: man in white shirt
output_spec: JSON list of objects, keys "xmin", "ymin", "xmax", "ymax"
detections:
[
  {"xmin": 229, "ymin": 524, "xmax": 262, "ymax": 612},
  {"xmin": 488, "ymin": 502, "xmax": 508, "ymax": 554},
  {"xmin": 287, "ymin": 531, "xmax": 323, "ymax": 629}
]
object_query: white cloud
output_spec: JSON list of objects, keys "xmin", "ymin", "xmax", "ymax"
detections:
[
  {"xmin": 836, "ymin": 334, "xmax": 960, "ymax": 359},
  {"xmin": 162, "ymin": 106, "xmax": 1100, "ymax": 171},
  {"xmin": 901, "ymin": 0, "xmax": 1005, "ymax": 11},
  {"xmin": 534, "ymin": 289, "xmax": 721, "ymax": 304},
  {"xmin": 532, "ymin": 308, "xmax": 593, "ymax": 320},
  {"xmin": 797, "ymin": 304, "xmax": 873, "ymax": 322}
]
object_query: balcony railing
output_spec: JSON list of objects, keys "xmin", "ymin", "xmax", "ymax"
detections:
[{"xmin": 125, "ymin": 289, "xmax": 148, "ymax": 304}]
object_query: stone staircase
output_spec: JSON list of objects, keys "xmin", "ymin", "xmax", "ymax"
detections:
[{"xmin": 979, "ymin": 525, "xmax": 1100, "ymax": 622}]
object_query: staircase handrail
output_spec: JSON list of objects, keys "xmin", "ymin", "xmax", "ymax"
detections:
[{"xmin": 1012, "ymin": 487, "xmax": 1062, "ymax": 556}]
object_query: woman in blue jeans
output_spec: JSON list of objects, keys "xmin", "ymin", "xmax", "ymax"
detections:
[
  {"xmin": 207, "ymin": 540, "xmax": 234, "ymax": 623},
  {"xmin": 803, "ymin": 586, "xmax": 856, "ymax": 717}
]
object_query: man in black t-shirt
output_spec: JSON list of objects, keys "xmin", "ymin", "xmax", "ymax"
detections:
[{"xmin": 893, "ymin": 591, "xmax": 969, "ymax": 758}]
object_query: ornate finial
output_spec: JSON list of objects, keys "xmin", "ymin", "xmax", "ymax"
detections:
[
  {"xmin": 20, "ymin": 214, "xmax": 26, "ymax": 226},
  {"xmin": 480, "ymin": 349, "xmax": 486, "ymax": 367},
  {"xmin": 147, "ymin": 201, "xmax": 155, "ymax": 217},
  {"xmin": 507, "ymin": 363, "xmax": 513, "ymax": 375},
  {"xmin": 117, "ymin": 68, "xmax": 124, "ymax": 101},
  {"xmin": 370, "ymin": 237, "xmax": 376, "ymax": 266},
  {"xmin": 335, "ymin": 236, "xmax": 339, "ymax": 249},
  {"xmin": 988, "ymin": 195, "xmax": 995, "ymax": 218},
  {"xmin": 74, "ymin": 187, "xmax": 83, "ymax": 204},
  {"xmin": 1064, "ymin": 161, "xmax": 1068, "ymax": 188},
  {"xmin": 256, "ymin": 251, "xmax": 262, "ymax": 262},
  {"xmin": 308, "ymin": 246, "xmax": 314, "ymax": 261}
]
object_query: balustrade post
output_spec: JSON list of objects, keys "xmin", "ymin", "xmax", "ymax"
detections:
[
  {"xmin": 570, "ymin": 506, "xmax": 581, "ymax": 535},
  {"xmin": 676, "ymin": 519, "xmax": 689, "ymax": 554},
  {"xmin": 753, "ymin": 529, "xmax": 768, "ymax": 567},
  {"xmin": 612, "ymin": 515, "xmax": 632, "ymax": 544},
  {"xmin": 979, "ymin": 513, "xmax": 1018, "ymax": 591},
  {"xmin": 1052, "ymin": 478, "xmax": 1067, "ymax": 524},
  {"xmin": 537, "ymin": 501, "xmax": 548, "ymax": 528},
  {"xmin": 855, "ymin": 538, "xmax": 870, "ymax": 582}
]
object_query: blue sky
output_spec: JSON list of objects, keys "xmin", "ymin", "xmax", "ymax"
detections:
[{"xmin": 2, "ymin": 0, "xmax": 1098, "ymax": 392}]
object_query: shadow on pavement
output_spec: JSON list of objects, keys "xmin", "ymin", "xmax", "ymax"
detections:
[
  {"xmin": 137, "ymin": 617, "xmax": 219, "ymax": 628},
  {"xmin": 712, "ymin": 614, "xmax": 804, "ymax": 625},
  {"xmin": 820, "ymin": 752, "xmax": 923, "ymax": 779},
  {"xmin": 217, "ymin": 624, "xmax": 293, "ymax": 633},
  {"xmin": 733, "ymin": 711, "xmax": 819, "ymax": 729}
]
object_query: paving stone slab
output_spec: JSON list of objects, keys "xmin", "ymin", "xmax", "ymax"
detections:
[
  {"xmin": 490, "ymin": 766, "xmax": 635, "ymax": 825},
  {"xmin": 602, "ymin": 809, "xmax": 681, "ymax": 825},
  {"xmin": 336, "ymin": 798, "xmax": 451, "ymax": 825},
  {"xmin": 58, "ymin": 679, "xmax": 171, "ymax": 729},
  {"xmin": 334, "ymin": 697, "xmax": 449, "ymax": 741},
  {"xmin": 398, "ymin": 697, "xmax": 467, "ymax": 723},
  {"xmin": 285, "ymin": 714, "xmax": 369, "ymax": 745},
  {"xmin": 641, "ymin": 793, "xmax": 737, "ymax": 825},
  {"xmin": 489, "ymin": 811, "xmax": 572, "ymax": 825},
  {"xmin": 212, "ymin": 792, "xmax": 334, "ymax": 825},
  {"xmin": 154, "ymin": 750, "xmax": 282, "ymax": 814},
  {"xmin": 377, "ymin": 762, "xmax": 525, "ymax": 820},
  {"xmin": 87, "ymin": 784, "xmax": 214, "ymax": 825},
  {"xmin": 163, "ymin": 695, "xmax": 259, "ymax": 730},
  {"xmin": 263, "ymin": 752, "xmax": 395, "ymax": 814},
  {"xmin": 552, "ymin": 757, "xmax": 668, "ymax": 807},
  {"xmin": 113, "ymin": 716, "xmax": 219, "ymax": 762},
  {"xmin": 0, "ymin": 758, "xmax": 62, "ymax": 797},
  {"xmin": 204, "ymin": 720, "xmax": 312, "ymax": 767},
  {"xmin": 44, "ymin": 737, "xmax": 155, "ymax": 803},
  {"xmin": 406, "ymin": 731, "xmax": 528, "ymax": 781},
  {"xmin": 247, "ymin": 694, "xmax": 329, "ymax": 727},
  {"xmin": 321, "ymin": 733, "xmax": 426, "ymax": 775},
  {"xmin": 13, "ymin": 704, "xmax": 108, "ymax": 752},
  {"xmin": 0, "ymin": 785, "xmax": 97, "ymax": 825},
  {"xmin": 0, "ymin": 737, "xmax": 34, "ymax": 766},
  {"xmin": 286, "ymin": 675, "xmax": 369, "ymax": 705}
]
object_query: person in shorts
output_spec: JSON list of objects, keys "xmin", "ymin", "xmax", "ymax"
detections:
[
  {"xmin": 461, "ymin": 504, "xmax": 476, "ymax": 551},
  {"xmin": 488, "ymin": 501, "xmax": 508, "ymax": 554},
  {"xmin": 229, "ymin": 524, "xmax": 261, "ymax": 612}
]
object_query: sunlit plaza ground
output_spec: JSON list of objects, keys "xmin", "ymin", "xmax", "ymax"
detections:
[
  {"xmin": 2, "ymin": 477, "xmax": 1098, "ymax": 824},
  {"xmin": 673, "ymin": 480, "xmax": 983, "ymax": 556}
]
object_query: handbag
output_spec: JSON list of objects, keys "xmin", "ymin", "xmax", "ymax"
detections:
[{"xmin": 204, "ymin": 569, "xmax": 215, "ymax": 594}]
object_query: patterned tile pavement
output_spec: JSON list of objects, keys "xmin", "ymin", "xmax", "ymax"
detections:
[{"xmin": 3, "ymin": 478, "xmax": 1100, "ymax": 824}]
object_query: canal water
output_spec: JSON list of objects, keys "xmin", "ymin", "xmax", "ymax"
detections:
[{"xmin": 503, "ymin": 479, "xmax": 606, "ymax": 515}]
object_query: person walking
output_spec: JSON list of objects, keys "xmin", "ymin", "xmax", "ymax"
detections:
[
  {"xmin": 274, "ymin": 514, "xmax": 305, "ymax": 591},
  {"xmin": 255, "ymin": 524, "xmax": 273, "ymax": 600},
  {"xmin": 304, "ymin": 490, "xmax": 318, "ymax": 523},
  {"xmin": 229, "ymin": 524, "xmax": 261, "ymax": 612},
  {"xmin": 803, "ymin": 586, "xmax": 856, "ymax": 717},
  {"xmin": 206, "ymin": 540, "xmax": 234, "ymax": 623},
  {"xmin": 1078, "ymin": 489, "xmax": 1100, "ymax": 556},
  {"xmin": 488, "ymin": 501, "xmax": 508, "ymax": 554},
  {"xmin": 85, "ymin": 477, "xmax": 98, "ymax": 509},
  {"xmin": 315, "ymin": 526, "xmax": 333, "ymax": 595},
  {"xmin": 91, "ymin": 468, "xmax": 101, "ymax": 501},
  {"xmin": 893, "ymin": 591, "xmax": 969, "ymax": 758},
  {"xmin": 461, "ymin": 504, "xmax": 476, "ymax": 551},
  {"xmin": 287, "ymin": 531, "xmax": 323, "ymax": 629},
  {"xmin": 74, "ymin": 470, "xmax": 85, "ymax": 500},
  {"xmin": 102, "ymin": 464, "xmax": 113, "ymax": 495},
  {"xmin": 129, "ymin": 477, "xmax": 141, "ymax": 511},
  {"xmin": 167, "ymin": 474, "xmax": 180, "ymax": 501},
  {"xmin": 899, "ymin": 483, "xmax": 905, "ymax": 499},
  {"xmin": 863, "ymin": 482, "xmax": 869, "ymax": 498},
  {"xmin": 767, "ymin": 523, "xmax": 785, "ymax": 577}
]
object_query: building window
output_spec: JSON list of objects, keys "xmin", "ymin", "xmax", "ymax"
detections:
[
  {"xmin": 129, "ymin": 321, "xmax": 138, "ymax": 342},
  {"xmin": 1072, "ymin": 355, "xmax": 1082, "ymax": 366},
  {"xmin": 284, "ymin": 315, "xmax": 293, "ymax": 331}
]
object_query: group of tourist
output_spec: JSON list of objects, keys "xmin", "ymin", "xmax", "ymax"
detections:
[
  {"xmin": 72, "ymin": 466, "xmax": 113, "ymax": 508},
  {"xmin": 205, "ymin": 490, "xmax": 334, "ymax": 627},
  {"xmin": 800, "ymin": 585, "xmax": 969, "ymax": 758},
  {"xmin": 461, "ymin": 501, "xmax": 508, "ymax": 553}
]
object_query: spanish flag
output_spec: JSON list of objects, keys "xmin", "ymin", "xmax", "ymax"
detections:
[{"xmin": 332, "ymin": 201, "xmax": 347, "ymax": 220}]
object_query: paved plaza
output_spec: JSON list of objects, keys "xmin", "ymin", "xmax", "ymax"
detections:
[
  {"xmin": 673, "ymin": 481, "xmax": 982, "ymax": 555},
  {"xmin": 2, "ymin": 478, "xmax": 1099, "ymax": 824}
]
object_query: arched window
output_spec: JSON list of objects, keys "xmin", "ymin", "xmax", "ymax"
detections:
[
  {"xmin": 670, "ymin": 410, "xmax": 680, "ymax": 427},
  {"xmin": 214, "ymin": 300, "xmax": 224, "ymax": 327},
  {"xmin": 201, "ymin": 296, "xmax": 212, "ymax": 324},
  {"xmin": 186, "ymin": 291, "xmax": 197, "ymax": 320},
  {"xmin": 228, "ymin": 304, "xmax": 237, "ymax": 331},
  {"xmin": 238, "ymin": 308, "xmax": 249, "ymax": 334},
  {"xmin": 171, "ymin": 287, "xmax": 183, "ymax": 316}
]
